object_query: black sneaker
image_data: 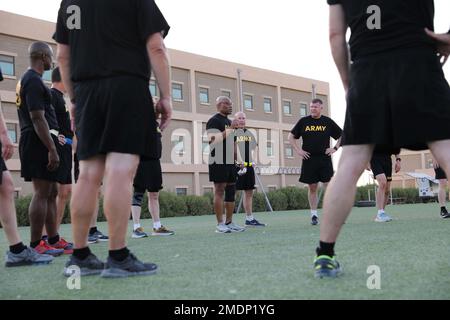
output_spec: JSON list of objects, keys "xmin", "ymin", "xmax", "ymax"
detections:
[
  {"xmin": 63, "ymin": 253, "xmax": 105, "ymax": 277},
  {"xmin": 100, "ymin": 253, "xmax": 158, "ymax": 278},
  {"xmin": 314, "ymin": 255, "xmax": 342, "ymax": 278},
  {"xmin": 440, "ymin": 208, "xmax": 450, "ymax": 219},
  {"xmin": 91, "ymin": 230, "xmax": 109, "ymax": 242},
  {"xmin": 311, "ymin": 216, "xmax": 319, "ymax": 226}
]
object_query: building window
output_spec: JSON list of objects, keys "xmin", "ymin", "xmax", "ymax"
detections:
[
  {"xmin": 285, "ymin": 144, "xmax": 293, "ymax": 158},
  {"xmin": 202, "ymin": 135, "xmax": 210, "ymax": 155},
  {"xmin": 267, "ymin": 142, "xmax": 274, "ymax": 157},
  {"xmin": 0, "ymin": 55, "xmax": 15, "ymax": 76},
  {"xmin": 221, "ymin": 90, "xmax": 231, "ymax": 98},
  {"xmin": 425, "ymin": 158, "xmax": 434, "ymax": 169},
  {"xmin": 203, "ymin": 187, "xmax": 213, "ymax": 195},
  {"xmin": 14, "ymin": 190, "xmax": 20, "ymax": 199},
  {"xmin": 244, "ymin": 95, "xmax": 253, "ymax": 110},
  {"xmin": 172, "ymin": 83, "xmax": 183, "ymax": 101},
  {"xmin": 268, "ymin": 186, "xmax": 277, "ymax": 192},
  {"xmin": 176, "ymin": 188, "xmax": 187, "ymax": 196},
  {"xmin": 172, "ymin": 135, "xmax": 185, "ymax": 156},
  {"xmin": 263, "ymin": 98, "xmax": 272, "ymax": 113},
  {"xmin": 300, "ymin": 103, "xmax": 307, "ymax": 117},
  {"xmin": 283, "ymin": 101, "xmax": 292, "ymax": 115},
  {"xmin": 149, "ymin": 80, "xmax": 158, "ymax": 97},
  {"xmin": 6, "ymin": 123, "xmax": 17, "ymax": 144},
  {"xmin": 199, "ymin": 87, "xmax": 209, "ymax": 104}
]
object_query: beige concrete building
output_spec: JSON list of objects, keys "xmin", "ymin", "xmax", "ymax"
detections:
[{"xmin": 0, "ymin": 10, "xmax": 431, "ymax": 197}]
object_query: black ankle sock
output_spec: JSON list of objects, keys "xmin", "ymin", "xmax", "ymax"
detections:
[
  {"xmin": 10, "ymin": 242, "xmax": 27, "ymax": 254},
  {"xmin": 109, "ymin": 247, "xmax": 130, "ymax": 262},
  {"xmin": 441, "ymin": 206, "xmax": 447, "ymax": 212},
  {"xmin": 89, "ymin": 227, "xmax": 98, "ymax": 235},
  {"xmin": 30, "ymin": 240, "xmax": 41, "ymax": 248},
  {"xmin": 316, "ymin": 241, "xmax": 335, "ymax": 257},
  {"xmin": 73, "ymin": 247, "xmax": 91, "ymax": 260},
  {"xmin": 48, "ymin": 234, "xmax": 60, "ymax": 245}
]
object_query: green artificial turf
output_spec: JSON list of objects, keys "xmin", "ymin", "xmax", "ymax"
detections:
[{"xmin": 1, "ymin": 203, "xmax": 449, "ymax": 300}]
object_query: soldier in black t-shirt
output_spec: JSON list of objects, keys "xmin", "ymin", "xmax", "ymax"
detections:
[
  {"xmin": 49, "ymin": 67, "xmax": 73, "ymax": 236},
  {"xmin": 54, "ymin": 0, "xmax": 172, "ymax": 278},
  {"xmin": 234, "ymin": 112, "xmax": 266, "ymax": 227},
  {"xmin": 368, "ymin": 147, "xmax": 401, "ymax": 223},
  {"xmin": 314, "ymin": 0, "xmax": 450, "ymax": 278},
  {"xmin": 17, "ymin": 42, "xmax": 70, "ymax": 257},
  {"xmin": 1, "ymin": 68, "xmax": 54, "ymax": 267},
  {"xmin": 288, "ymin": 99, "xmax": 342, "ymax": 226},
  {"xmin": 206, "ymin": 96, "xmax": 245, "ymax": 234}
]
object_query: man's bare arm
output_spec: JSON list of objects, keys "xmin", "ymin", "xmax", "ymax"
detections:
[
  {"xmin": 329, "ymin": 5, "xmax": 350, "ymax": 92},
  {"xmin": 30, "ymin": 110, "xmax": 59, "ymax": 171},
  {"xmin": 147, "ymin": 32, "xmax": 172, "ymax": 131}
]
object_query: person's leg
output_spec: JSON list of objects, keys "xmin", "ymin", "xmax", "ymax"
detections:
[
  {"xmin": 429, "ymin": 140, "xmax": 450, "ymax": 218},
  {"xmin": 308, "ymin": 183, "xmax": 319, "ymax": 216},
  {"xmin": 45, "ymin": 182, "xmax": 59, "ymax": 242},
  {"xmin": 1, "ymin": 172, "xmax": 54, "ymax": 266},
  {"xmin": 102, "ymin": 152, "xmax": 139, "ymax": 251},
  {"xmin": 318, "ymin": 144, "xmax": 374, "ymax": 250},
  {"xmin": 29, "ymin": 179, "xmax": 53, "ymax": 246},
  {"xmin": 0, "ymin": 171, "xmax": 21, "ymax": 246},
  {"xmin": 148, "ymin": 191, "xmax": 174, "ymax": 235},
  {"xmin": 70, "ymin": 156, "xmax": 105, "ymax": 250},
  {"xmin": 438, "ymin": 179, "xmax": 447, "ymax": 207},
  {"xmin": 56, "ymin": 183, "xmax": 72, "ymax": 231},
  {"xmin": 131, "ymin": 188, "xmax": 144, "ymax": 230},
  {"xmin": 214, "ymin": 182, "xmax": 227, "ymax": 224},
  {"xmin": 383, "ymin": 181, "xmax": 391, "ymax": 209},
  {"xmin": 243, "ymin": 189, "xmax": 253, "ymax": 218},
  {"xmin": 224, "ymin": 184, "xmax": 236, "ymax": 224},
  {"xmin": 374, "ymin": 174, "xmax": 389, "ymax": 221}
]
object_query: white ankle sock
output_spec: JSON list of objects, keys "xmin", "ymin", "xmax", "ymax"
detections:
[
  {"xmin": 311, "ymin": 210, "xmax": 318, "ymax": 217},
  {"xmin": 246, "ymin": 215, "xmax": 255, "ymax": 221},
  {"xmin": 133, "ymin": 224, "xmax": 141, "ymax": 230},
  {"xmin": 377, "ymin": 210, "xmax": 384, "ymax": 216},
  {"xmin": 153, "ymin": 221, "xmax": 162, "ymax": 229}
]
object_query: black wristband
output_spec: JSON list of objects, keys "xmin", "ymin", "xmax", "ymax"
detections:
[
  {"xmin": 396, "ymin": 158, "xmax": 401, "ymax": 162},
  {"xmin": 333, "ymin": 146, "xmax": 338, "ymax": 151}
]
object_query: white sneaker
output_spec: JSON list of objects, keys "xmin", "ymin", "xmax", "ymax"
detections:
[
  {"xmin": 375, "ymin": 212, "xmax": 392, "ymax": 222},
  {"xmin": 216, "ymin": 224, "xmax": 231, "ymax": 233},
  {"xmin": 226, "ymin": 222, "xmax": 245, "ymax": 232}
]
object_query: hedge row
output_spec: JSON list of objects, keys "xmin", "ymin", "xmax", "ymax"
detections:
[{"xmin": 10, "ymin": 186, "xmax": 425, "ymax": 227}]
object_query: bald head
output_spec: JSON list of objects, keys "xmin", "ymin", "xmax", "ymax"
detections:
[
  {"xmin": 216, "ymin": 96, "xmax": 233, "ymax": 116},
  {"xmin": 234, "ymin": 111, "xmax": 246, "ymax": 128},
  {"xmin": 29, "ymin": 41, "xmax": 53, "ymax": 71}
]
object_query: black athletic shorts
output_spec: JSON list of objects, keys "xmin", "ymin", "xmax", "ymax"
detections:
[
  {"xmin": 58, "ymin": 144, "xmax": 72, "ymax": 185},
  {"xmin": 370, "ymin": 154, "xmax": 392, "ymax": 182},
  {"xmin": 0, "ymin": 155, "xmax": 7, "ymax": 185},
  {"xmin": 236, "ymin": 166, "xmax": 256, "ymax": 190},
  {"xmin": 19, "ymin": 130, "xmax": 63, "ymax": 183},
  {"xmin": 300, "ymin": 155, "xmax": 334, "ymax": 184},
  {"xmin": 435, "ymin": 167, "xmax": 447, "ymax": 180},
  {"xmin": 343, "ymin": 47, "xmax": 450, "ymax": 151},
  {"xmin": 133, "ymin": 159, "xmax": 163, "ymax": 193},
  {"xmin": 74, "ymin": 75, "xmax": 158, "ymax": 160},
  {"xmin": 209, "ymin": 164, "xmax": 237, "ymax": 184}
]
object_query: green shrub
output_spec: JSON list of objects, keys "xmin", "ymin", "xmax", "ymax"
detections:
[
  {"xmin": 185, "ymin": 195, "xmax": 213, "ymax": 216},
  {"xmin": 267, "ymin": 190, "xmax": 288, "ymax": 211},
  {"xmin": 159, "ymin": 191, "xmax": 188, "ymax": 217},
  {"xmin": 14, "ymin": 195, "xmax": 32, "ymax": 227}
]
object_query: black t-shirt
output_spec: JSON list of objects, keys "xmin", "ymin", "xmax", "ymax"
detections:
[
  {"xmin": 327, "ymin": 0, "xmax": 437, "ymax": 60},
  {"xmin": 206, "ymin": 113, "xmax": 234, "ymax": 165},
  {"xmin": 16, "ymin": 69, "xmax": 59, "ymax": 134},
  {"xmin": 235, "ymin": 129, "xmax": 257, "ymax": 164},
  {"xmin": 291, "ymin": 115, "xmax": 342, "ymax": 156},
  {"xmin": 50, "ymin": 88, "xmax": 73, "ymax": 139},
  {"xmin": 0, "ymin": 66, "xmax": 3, "ymax": 82},
  {"xmin": 53, "ymin": 0, "xmax": 170, "ymax": 82}
]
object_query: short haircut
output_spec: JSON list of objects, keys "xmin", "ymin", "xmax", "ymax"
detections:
[
  {"xmin": 51, "ymin": 67, "xmax": 61, "ymax": 83},
  {"xmin": 312, "ymin": 98, "xmax": 323, "ymax": 105}
]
